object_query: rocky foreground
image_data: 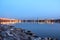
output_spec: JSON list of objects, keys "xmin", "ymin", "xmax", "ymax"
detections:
[{"xmin": 0, "ymin": 24, "xmax": 58, "ymax": 40}]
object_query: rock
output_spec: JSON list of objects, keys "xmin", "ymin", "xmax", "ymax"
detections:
[{"xmin": 0, "ymin": 24, "xmax": 58, "ymax": 40}]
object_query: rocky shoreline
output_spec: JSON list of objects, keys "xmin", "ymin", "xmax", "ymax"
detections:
[{"xmin": 0, "ymin": 24, "xmax": 58, "ymax": 40}]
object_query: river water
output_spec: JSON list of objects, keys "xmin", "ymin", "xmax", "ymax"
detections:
[{"xmin": 13, "ymin": 23, "xmax": 60, "ymax": 40}]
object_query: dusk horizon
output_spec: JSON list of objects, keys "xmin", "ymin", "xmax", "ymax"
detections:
[{"xmin": 0, "ymin": 0, "xmax": 60, "ymax": 40}]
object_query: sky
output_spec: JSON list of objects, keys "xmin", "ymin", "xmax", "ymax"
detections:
[{"xmin": 0, "ymin": 0, "xmax": 60, "ymax": 19}]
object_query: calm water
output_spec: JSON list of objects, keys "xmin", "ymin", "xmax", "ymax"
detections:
[{"xmin": 13, "ymin": 23, "xmax": 60, "ymax": 39}]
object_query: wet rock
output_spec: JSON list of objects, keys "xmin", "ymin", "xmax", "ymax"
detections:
[{"xmin": 0, "ymin": 24, "xmax": 58, "ymax": 40}]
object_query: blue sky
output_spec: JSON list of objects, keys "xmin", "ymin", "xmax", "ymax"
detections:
[{"xmin": 0, "ymin": 0, "xmax": 60, "ymax": 19}]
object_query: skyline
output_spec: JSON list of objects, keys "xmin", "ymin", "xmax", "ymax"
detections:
[
  {"xmin": 0, "ymin": 17, "xmax": 60, "ymax": 25},
  {"xmin": 0, "ymin": 0, "xmax": 60, "ymax": 19}
]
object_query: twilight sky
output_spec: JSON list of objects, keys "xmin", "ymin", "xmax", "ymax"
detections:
[{"xmin": 0, "ymin": 0, "xmax": 60, "ymax": 19}]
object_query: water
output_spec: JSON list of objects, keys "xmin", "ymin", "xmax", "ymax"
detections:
[{"xmin": 13, "ymin": 23, "xmax": 60, "ymax": 40}]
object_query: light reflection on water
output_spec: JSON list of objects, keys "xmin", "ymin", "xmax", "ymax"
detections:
[{"xmin": 13, "ymin": 23, "xmax": 60, "ymax": 39}]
